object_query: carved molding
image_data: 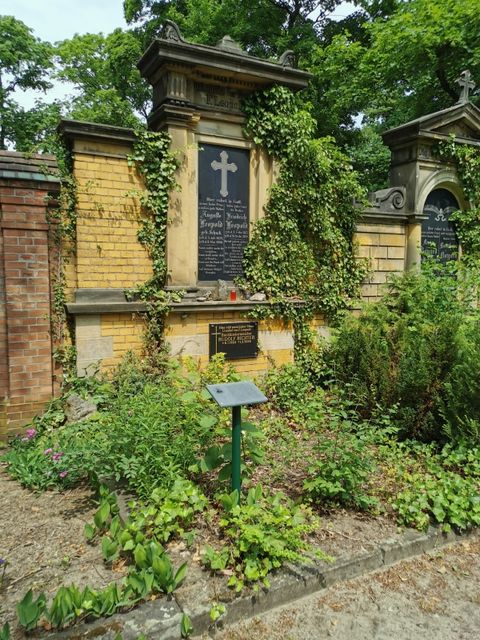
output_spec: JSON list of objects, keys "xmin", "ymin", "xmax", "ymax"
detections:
[
  {"xmin": 278, "ymin": 50, "xmax": 295, "ymax": 68},
  {"xmin": 370, "ymin": 186, "xmax": 406, "ymax": 212},
  {"xmin": 160, "ymin": 20, "xmax": 185, "ymax": 43}
]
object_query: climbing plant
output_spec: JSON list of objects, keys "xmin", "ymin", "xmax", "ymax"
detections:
[
  {"xmin": 241, "ymin": 86, "xmax": 369, "ymax": 355},
  {"xmin": 438, "ymin": 137, "xmax": 480, "ymax": 261},
  {"xmin": 128, "ymin": 129, "xmax": 182, "ymax": 346},
  {"xmin": 44, "ymin": 136, "xmax": 78, "ymax": 374}
]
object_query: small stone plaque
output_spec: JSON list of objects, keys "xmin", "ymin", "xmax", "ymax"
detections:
[
  {"xmin": 209, "ymin": 322, "xmax": 258, "ymax": 360},
  {"xmin": 421, "ymin": 188, "xmax": 459, "ymax": 263}
]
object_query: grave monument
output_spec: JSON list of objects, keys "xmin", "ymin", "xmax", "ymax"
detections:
[{"xmin": 62, "ymin": 22, "xmax": 311, "ymax": 375}]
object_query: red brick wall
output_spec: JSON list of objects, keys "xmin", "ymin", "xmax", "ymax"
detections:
[{"xmin": 0, "ymin": 152, "xmax": 60, "ymax": 440}]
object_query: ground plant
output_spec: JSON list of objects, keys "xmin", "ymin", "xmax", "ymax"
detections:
[
  {"xmin": 2, "ymin": 317, "xmax": 480, "ymax": 635},
  {"xmin": 202, "ymin": 485, "xmax": 325, "ymax": 592}
]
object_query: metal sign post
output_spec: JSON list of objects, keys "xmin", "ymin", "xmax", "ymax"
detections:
[{"xmin": 206, "ymin": 381, "xmax": 267, "ymax": 496}]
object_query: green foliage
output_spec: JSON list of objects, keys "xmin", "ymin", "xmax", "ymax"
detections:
[
  {"xmin": 202, "ymin": 484, "xmax": 325, "ymax": 592},
  {"xmin": 262, "ymin": 362, "xmax": 313, "ymax": 413},
  {"xmin": 16, "ymin": 484, "xmax": 193, "ymax": 632},
  {"xmin": 0, "ymin": 622, "xmax": 10, "ymax": 640},
  {"xmin": 390, "ymin": 443, "xmax": 480, "ymax": 531},
  {"xmin": 127, "ymin": 479, "xmax": 208, "ymax": 544},
  {"xmin": 128, "ymin": 129, "xmax": 181, "ymax": 346},
  {"xmin": 303, "ymin": 419, "xmax": 378, "ymax": 511},
  {"xmin": 100, "ymin": 380, "xmax": 218, "ymax": 497},
  {"xmin": 312, "ymin": 0, "xmax": 480, "ymax": 137},
  {"xmin": 124, "ymin": 0, "xmax": 336, "ymax": 58},
  {"xmin": 438, "ymin": 138, "xmax": 480, "ymax": 262},
  {"xmin": 16, "ymin": 590, "xmax": 47, "ymax": 631},
  {"xmin": 345, "ymin": 125, "xmax": 390, "ymax": 193},
  {"xmin": 181, "ymin": 612, "xmax": 194, "ymax": 638},
  {"xmin": 0, "ymin": 15, "xmax": 53, "ymax": 149},
  {"xmin": 194, "ymin": 419, "xmax": 264, "ymax": 484},
  {"xmin": 242, "ymin": 85, "xmax": 368, "ymax": 355},
  {"xmin": 209, "ymin": 602, "xmax": 226, "ymax": 623},
  {"xmin": 55, "ymin": 29, "xmax": 150, "ymax": 126},
  {"xmin": 328, "ymin": 258, "xmax": 480, "ymax": 442},
  {"xmin": 1, "ymin": 356, "xmax": 221, "ymax": 496}
]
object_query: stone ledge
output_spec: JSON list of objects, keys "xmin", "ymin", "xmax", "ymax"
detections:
[{"xmin": 66, "ymin": 299, "xmax": 275, "ymax": 315}]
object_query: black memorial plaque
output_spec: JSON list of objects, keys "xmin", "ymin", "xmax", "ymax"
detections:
[
  {"xmin": 421, "ymin": 188, "xmax": 459, "ymax": 263},
  {"xmin": 209, "ymin": 322, "xmax": 258, "ymax": 360},
  {"xmin": 198, "ymin": 144, "xmax": 249, "ymax": 281}
]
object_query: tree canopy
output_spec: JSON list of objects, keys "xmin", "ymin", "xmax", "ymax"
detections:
[
  {"xmin": 2, "ymin": 0, "xmax": 479, "ymax": 190},
  {"xmin": 0, "ymin": 15, "xmax": 53, "ymax": 149}
]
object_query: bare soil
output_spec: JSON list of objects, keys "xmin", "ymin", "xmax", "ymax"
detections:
[
  {"xmin": 0, "ymin": 467, "xmax": 126, "ymax": 639},
  {"xmin": 0, "ymin": 463, "xmax": 404, "ymax": 639}
]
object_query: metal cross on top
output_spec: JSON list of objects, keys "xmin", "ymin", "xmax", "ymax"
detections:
[
  {"xmin": 211, "ymin": 150, "xmax": 237, "ymax": 198},
  {"xmin": 456, "ymin": 70, "xmax": 475, "ymax": 104}
]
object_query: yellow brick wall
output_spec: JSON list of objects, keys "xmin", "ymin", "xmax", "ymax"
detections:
[
  {"xmin": 79, "ymin": 310, "xmax": 295, "ymax": 378},
  {"xmin": 99, "ymin": 313, "xmax": 146, "ymax": 372},
  {"xmin": 165, "ymin": 312, "xmax": 294, "ymax": 377},
  {"xmin": 356, "ymin": 222, "xmax": 406, "ymax": 302},
  {"xmin": 68, "ymin": 143, "xmax": 151, "ymax": 296}
]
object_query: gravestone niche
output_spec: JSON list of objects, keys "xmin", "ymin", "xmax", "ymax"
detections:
[
  {"xmin": 421, "ymin": 188, "xmax": 459, "ymax": 263},
  {"xmin": 198, "ymin": 144, "xmax": 249, "ymax": 281}
]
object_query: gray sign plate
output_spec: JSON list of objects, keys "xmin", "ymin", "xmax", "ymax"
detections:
[{"xmin": 206, "ymin": 381, "xmax": 267, "ymax": 408}]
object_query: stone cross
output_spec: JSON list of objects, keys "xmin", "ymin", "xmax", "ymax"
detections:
[
  {"xmin": 211, "ymin": 150, "xmax": 237, "ymax": 197},
  {"xmin": 456, "ymin": 70, "xmax": 475, "ymax": 104}
]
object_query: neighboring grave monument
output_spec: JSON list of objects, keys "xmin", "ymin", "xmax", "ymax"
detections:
[{"xmin": 379, "ymin": 70, "xmax": 480, "ymax": 266}]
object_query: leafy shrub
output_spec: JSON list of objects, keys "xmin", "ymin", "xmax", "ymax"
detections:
[
  {"xmin": 327, "ymin": 258, "xmax": 480, "ymax": 442},
  {"xmin": 262, "ymin": 362, "xmax": 313, "ymax": 413},
  {"xmin": 3, "ymin": 422, "xmax": 103, "ymax": 490},
  {"xmin": 391, "ymin": 443, "xmax": 480, "ymax": 531},
  {"xmin": 202, "ymin": 485, "xmax": 326, "ymax": 592},
  {"xmin": 303, "ymin": 407, "xmax": 378, "ymax": 510},
  {"xmin": 2, "ymin": 356, "xmax": 222, "ymax": 496},
  {"xmin": 440, "ymin": 317, "xmax": 480, "ymax": 442},
  {"xmin": 98, "ymin": 381, "xmax": 218, "ymax": 497},
  {"xmin": 127, "ymin": 479, "xmax": 208, "ymax": 544}
]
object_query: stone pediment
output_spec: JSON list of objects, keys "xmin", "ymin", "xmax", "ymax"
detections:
[
  {"xmin": 138, "ymin": 21, "xmax": 311, "ymax": 97},
  {"xmin": 383, "ymin": 101, "xmax": 480, "ymax": 148}
]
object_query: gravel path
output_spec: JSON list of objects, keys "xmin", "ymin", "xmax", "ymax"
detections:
[{"xmin": 208, "ymin": 533, "xmax": 480, "ymax": 640}]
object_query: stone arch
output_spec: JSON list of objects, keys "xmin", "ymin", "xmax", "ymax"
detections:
[{"xmin": 417, "ymin": 169, "xmax": 467, "ymax": 213}]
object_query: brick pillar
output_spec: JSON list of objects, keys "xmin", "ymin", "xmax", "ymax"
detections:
[{"xmin": 0, "ymin": 152, "xmax": 60, "ymax": 440}]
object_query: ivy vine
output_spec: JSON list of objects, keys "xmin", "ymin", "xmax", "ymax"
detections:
[
  {"xmin": 241, "ymin": 86, "xmax": 369, "ymax": 357},
  {"xmin": 44, "ymin": 138, "xmax": 78, "ymax": 374},
  {"xmin": 438, "ymin": 137, "xmax": 480, "ymax": 261},
  {"xmin": 128, "ymin": 129, "xmax": 182, "ymax": 346}
]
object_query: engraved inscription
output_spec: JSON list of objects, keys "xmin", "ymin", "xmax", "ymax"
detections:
[
  {"xmin": 209, "ymin": 322, "xmax": 258, "ymax": 360},
  {"xmin": 198, "ymin": 144, "xmax": 249, "ymax": 281},
  {"xmin": 421, "ymin": 188, "xmax": 459, "ymax": 263},
  {"xmin": 194, "ymin": 82, "xmax": 242, "ymax": 111}
]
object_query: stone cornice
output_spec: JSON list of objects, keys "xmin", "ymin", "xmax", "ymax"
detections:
[
  {"xmin": 138, "ymin": 37, "xmax": 312, "ymax": 92},
  {"xmin": 58, "ymin": 119, "xmax": 137, "ymax": 146}
]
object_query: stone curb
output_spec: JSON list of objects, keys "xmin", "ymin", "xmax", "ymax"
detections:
[
  {"xmin": 51, "ymin": 525, "xmax": 473, "ymax": 639},
  {"xmin": 189, "ymin": 526, "xmax": 467, "ymax": 637}
]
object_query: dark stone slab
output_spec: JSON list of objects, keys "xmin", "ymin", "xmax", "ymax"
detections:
[
  {"xmin": 421, "ymin": 188, "xmax": 459, "ymax": 263},
  {"xmin": 198, "ymin": 144, "xmax": 249, "ymax": 281},
  {"xmin": 209, "ymin": 322, "xmax": 258, "ymax": 360}
]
